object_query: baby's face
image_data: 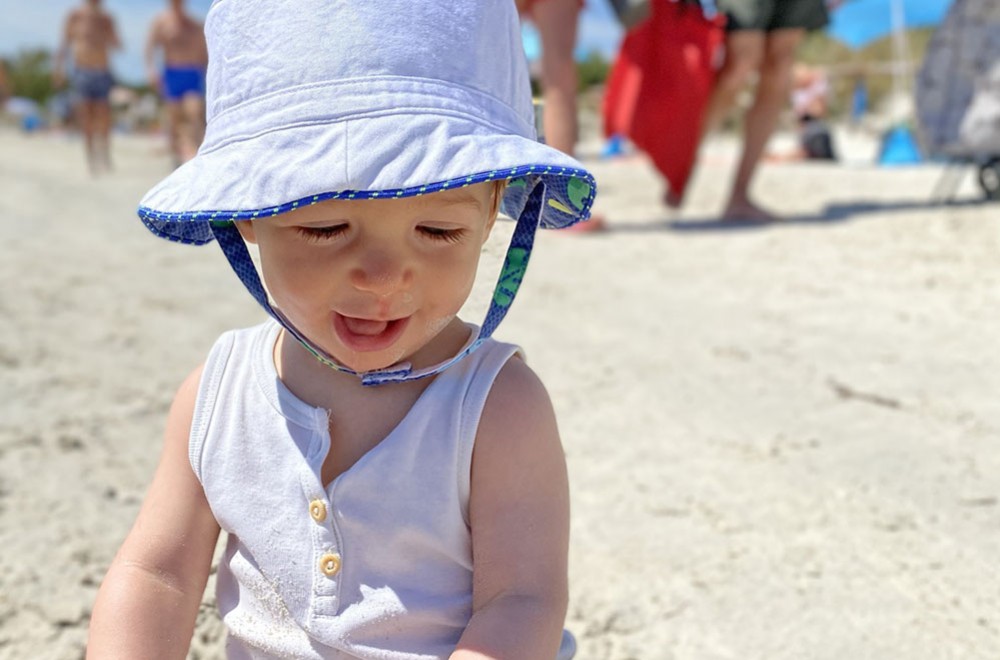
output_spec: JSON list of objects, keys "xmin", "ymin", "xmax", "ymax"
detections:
[{"xmin": 237, "ymin": 182, "xmax": 499, "ymax": 373}]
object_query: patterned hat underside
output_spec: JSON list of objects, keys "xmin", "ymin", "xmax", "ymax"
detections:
[{"xmin": 139, "ymin": 167, "xmax": 596, "ymax": 245}]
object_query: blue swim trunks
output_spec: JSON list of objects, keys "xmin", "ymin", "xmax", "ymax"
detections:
[
  {"xmin": 71, "ymin": 68, "xmax": 115, "ymax": 102},
  {"xmin": 162, "ymin": 66, "xmax": 206, "ymax": 102}
]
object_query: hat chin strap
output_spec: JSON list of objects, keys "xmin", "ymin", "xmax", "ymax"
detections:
[{"xmin": 211, "ymin": 180, "xmax": 544, "ymax": 386}]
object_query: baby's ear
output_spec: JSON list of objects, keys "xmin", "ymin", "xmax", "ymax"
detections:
[
  {"xmin": 235, "ymin": 220, "xmax": 257, "ymax": 244},
  {"xmin": 491, "ymin": 180, "xmax": 508, "ymax": 218}
]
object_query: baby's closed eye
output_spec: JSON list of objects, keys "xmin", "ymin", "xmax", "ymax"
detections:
[
  {"xmin": 297, "ymin": 224, "xmax": 348, "ymax": 242},
  {"xmin": 417, "ymin": 225, "xmax": 466, "ymax": 243}
]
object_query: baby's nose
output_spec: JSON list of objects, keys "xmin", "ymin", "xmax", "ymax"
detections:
[{"xmin": 349, "ymin": 251, "xmax": 413, "ymax": 296}]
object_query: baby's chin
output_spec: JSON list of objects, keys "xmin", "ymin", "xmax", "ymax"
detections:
[{"xmin": 336, "ymin": 346, "xmax": 410, "ymax": 374}]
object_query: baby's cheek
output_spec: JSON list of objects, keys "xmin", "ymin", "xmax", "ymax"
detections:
[
  {"xmin": 266, "ymin": 247, "xmax": 327, "ymax": 288},
  {"xmin": 451, "ymin": 256, "xmax": 481, "ymax": 296},
  {"xmin": 262, "ymin": 263, "xmax": 331, "ymax": 317}
]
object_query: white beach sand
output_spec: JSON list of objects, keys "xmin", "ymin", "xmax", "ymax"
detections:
[{"xmin": 1, "ymin": 124, "xmax": 999, "ymax": 660}]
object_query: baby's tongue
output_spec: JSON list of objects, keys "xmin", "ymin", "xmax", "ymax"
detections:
[{"xmin": 343, "ymin": 317, "xmax": 389, "ymax": 336}]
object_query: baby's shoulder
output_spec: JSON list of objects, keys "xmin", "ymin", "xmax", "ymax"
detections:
[
  {"xmin": 468, "ymin": 352, "xmax": 566, "ymax": 520},
  {"xmin": 194, "ymin": 320, "xmax": 276, "ymax": 399},
  {"xmin": 477, "ymin": 354, "xmax": 557, "ymax": 446},
  {"xmin": 489, "ymin": 354, "xmax": 548, "ymax": 406}
]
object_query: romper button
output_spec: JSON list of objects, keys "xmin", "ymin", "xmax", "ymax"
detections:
[
  {"xmin": 319, "ymin": 553, "xmax": 341, "ymax": 577},
  {"xmin": 309, "ymin": 499, "xmax": 327, "ymax": 523}
]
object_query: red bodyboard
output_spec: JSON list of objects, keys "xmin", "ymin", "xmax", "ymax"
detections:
[{"xmin": 603, "ymin": 0, "xmax": 724, "ymax": 201}]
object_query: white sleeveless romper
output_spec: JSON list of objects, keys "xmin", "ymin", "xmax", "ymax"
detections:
[{"xmin": 191, "ymin": 321, "xmax": 526, "ymax": 658}]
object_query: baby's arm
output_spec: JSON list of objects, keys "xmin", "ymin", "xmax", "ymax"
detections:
[
  {"xmin": 452, "ymin": 359, "xmax": 570, "ymax": 660},
  {"xmin": 87, "ymin": 365, "xmax": 220, "ymax": 659}
]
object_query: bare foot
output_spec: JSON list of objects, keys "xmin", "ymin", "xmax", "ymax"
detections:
[{"xmin": 722, "ymin": 198, "xmax": 777, "ymax": 222}]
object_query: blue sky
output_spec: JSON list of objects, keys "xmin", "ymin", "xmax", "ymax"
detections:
[{"xmin": 0, "ymin": 1, "xmax": 623, "ymax": 85}]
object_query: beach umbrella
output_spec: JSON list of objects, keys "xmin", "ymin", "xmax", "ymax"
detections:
[
  {"xmin": 828, "ymin": 0, "xmax": 953, "ymax": 50},
  {"xmin": 830, "ymin": 0, "xmax": 953, "ymax": 163}
]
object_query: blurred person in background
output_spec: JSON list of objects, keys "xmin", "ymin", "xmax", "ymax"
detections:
[
  {"xmin": 790, "ymin": 62, "xmax": 836, "ymax": 160},
  {"xmin": 146, "ymin": 0, "xmax": 209, "ymax": 167},
  {"xmin": 697, "ymin": 0, "xmax": 830, "ymax": 220},
  {"xmin": 517, "ymin": 0, "xmax": 581, "ymax": 158},
  {"xmin": 518, "ymin": 0, "xmax": 606, "ymax": 231},
  {"xmin": 54, "ymin": 0, "xmax": 121, "ymax": 175},
  {"xmin": 765, "ymin": 61, "xmax": 837, "ymax": 162}
]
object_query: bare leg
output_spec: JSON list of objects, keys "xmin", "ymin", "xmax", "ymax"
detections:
[
  {"xmin": 92, "ymin": 100, "xmax": 113, "ymax": 172},
  {"xmin": 670, "ymin": 31, "xmax": 764, "ymax": 208},
  {"xmin": 724, "ymin": 28, "xmax": 804, "ymax": 220},
  {"xmin": 530, "ymin": 0, "xmax": 580, "ymax": 156},
  {"xmin": 180, "ymin": 93, "xmax": 206, "ymax": 163},
  {"xmin": 165, "ymin": 101, "xmax": 185, "ymax": 166},
  {"xmin": 76, "ymin": 101, "xmax": 98, "ymax": 175},
  {"xmin": 528, "ymin": 0, "xmax": 606, "ymax": 231},
  {"xmin": 702, "ymin": 31, "xmax": 766, "ymax": 137}
]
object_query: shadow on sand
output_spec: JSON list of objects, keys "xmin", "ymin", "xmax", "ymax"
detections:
[{"xmin": 599, "ymin": 197, "xmax": 993, "ymax": 235}]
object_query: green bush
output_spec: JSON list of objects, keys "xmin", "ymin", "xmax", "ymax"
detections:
[
  {"xmin": 577, "ymin": 50, "xmax": 611, "ymax": 91},
  {"xmin": 5, "ymin": 49, "xmax": 56, "ymax": 104}
]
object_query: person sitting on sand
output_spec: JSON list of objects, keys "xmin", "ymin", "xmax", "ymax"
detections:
[
  {"xmin": 790, "ymin": 63, "xmax": 836, "ymax": 160},
  {"xmin": 54, "ymin": 0, "xmax": 121, "ymax": 175},
  {"xmin": 86, "ymin": 1, "xmax": 595, "ymax": 658},
  {"xmin": 768, "ymin": 62, "xmax": 837, "ymax": 162},
  {"xmin": 145, "ymin": 0, "xmax": 208, "ymax": 166}
]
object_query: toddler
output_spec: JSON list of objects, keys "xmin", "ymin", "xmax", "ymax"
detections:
[{"xmin": 87, "ymin": 1, "xmax": 595, "ymax": 658}]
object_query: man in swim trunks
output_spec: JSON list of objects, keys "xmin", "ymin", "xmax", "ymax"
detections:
[
  {"xmin": 54, "ymin": 0, "xmax": 121, "ymax": 175},
  {"xmin": 697, "ymin": 0, "xmax": 830, "ymax": 220},
  {"xmin": 145, "ymin": 0, "xmax": 209, "ymax": 166}
]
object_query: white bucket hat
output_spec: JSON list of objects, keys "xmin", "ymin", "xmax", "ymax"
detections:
[{"xmin": 138, "ymin": 0, "xmax": 597, "ymax": 385}]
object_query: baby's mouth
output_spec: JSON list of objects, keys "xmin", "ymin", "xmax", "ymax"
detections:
[
  {"xmin": 342, "ymin": 317, "xmax": 390, "ymax": 336},
  {"xmin": 332, "ymin": 313, "xmax": 410, "ymax": 352}
]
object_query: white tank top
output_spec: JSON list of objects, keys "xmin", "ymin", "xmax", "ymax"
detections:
[{"xmin": 191, "ymin": 320, "xmax": 521, "ymax": 659}]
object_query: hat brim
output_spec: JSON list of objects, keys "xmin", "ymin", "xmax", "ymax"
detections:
[{"xmin": 138, "ymin": 111, "xmax": 596, "ymax": 245}]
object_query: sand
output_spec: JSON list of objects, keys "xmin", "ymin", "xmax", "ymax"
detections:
[{"xmin": 1, "ymin": 124, "xmax": 999, "ymax": 660}]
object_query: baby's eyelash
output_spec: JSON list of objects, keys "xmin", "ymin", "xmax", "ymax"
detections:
[
  {"xmin": 297, "ymin": 225, "xmax": 347, "ymax": 241},
  {"xmin": 418, "ymin": 226, "xmax": 466, "ymax": 243}
]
